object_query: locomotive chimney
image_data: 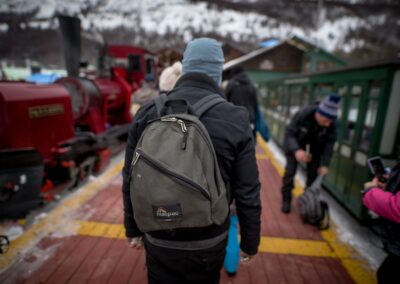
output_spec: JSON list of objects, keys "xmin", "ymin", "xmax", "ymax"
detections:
[{"xmin": 58, "ymin": 15, "xmax": 81, "ymax": 77}]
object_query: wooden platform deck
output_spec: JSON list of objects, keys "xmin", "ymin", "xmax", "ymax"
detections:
[{"xmin": 0, "ymin": 141, "xmax": 376, "ymax": 284}]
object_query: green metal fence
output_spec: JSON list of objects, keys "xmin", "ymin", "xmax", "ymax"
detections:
[{"xmin": 255, "ymin": 61, "xmax": 400, "ymax": 220}]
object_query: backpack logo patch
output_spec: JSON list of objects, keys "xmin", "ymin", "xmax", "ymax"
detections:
[{"xmin": 152, "ymin": 204, "xmax": 182, "ymax": 221}]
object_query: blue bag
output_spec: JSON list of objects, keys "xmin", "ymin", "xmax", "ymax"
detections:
[
  {"xmin": 224, "ymin": 214, "xmax": 240, "ymax": 276},
  {"xmin": 255, "ymin": 105, "xmax": 270, "ymax": 142}
]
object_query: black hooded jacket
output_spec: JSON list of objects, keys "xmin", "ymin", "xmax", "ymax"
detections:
[
  {"xmin": 225, "ymin": 72, "xmax": 258, "ymax": 126},
  {"xmin": 283, "ymin": 105, "xmax": 337, "ymax": 167},
  {"xmin": 122, "ymin": 72, "xmax": 261, "ymax": 255}
]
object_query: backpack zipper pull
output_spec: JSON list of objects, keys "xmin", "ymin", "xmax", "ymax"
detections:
[
  {"xmin": 128, "ymin": 152, "xmax": 140, "ymax": 183},
  {"xmin": 132, "ymin": 151, "xmax": 140, "ymax": 166},
  {"xmin": 177, "ymin": 120, "xmax": 188, "ymax": 150}
]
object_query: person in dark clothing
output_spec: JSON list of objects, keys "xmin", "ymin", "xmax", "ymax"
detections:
[
  {"xmin": 281, "ymin": 94, "xmax": 341, "ymax": 213},
  {"xmin": 225, "ymin": 65, "xmax": 258, "ymax": 137},
  {"xmin": 363, "ymin": 161, "xmax": 400, "ymax": 284},
  {"xmin": 121, "ymin": 38, "xmax": 261, "ymax": 284}
]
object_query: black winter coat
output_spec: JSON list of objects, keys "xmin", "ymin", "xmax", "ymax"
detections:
[
  {"xmin": 283, "ymin": 105, "xmax": 337, "ymax": 167},
  {"xmin": 122, "ymin": 72, "xmax": 261, "ymax": 255},
  {"xmin": 225, "ymin": 72, "xmax": 258, "ymax": 126}
]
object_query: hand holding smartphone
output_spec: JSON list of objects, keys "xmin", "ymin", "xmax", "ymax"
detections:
[{"xmin": 367, "ymin": 156, "xmax": 388, "ymax": 183}]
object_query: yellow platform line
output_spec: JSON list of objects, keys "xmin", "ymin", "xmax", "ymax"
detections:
[
  {"xmin": 256, "ymin": 136, "xmax": 375, "ymax": 284},
  {"xmin": 76, "ymin": 220, "xmax": 335, "ymax": 258},
  {"xmin": 0, "ymin": 161, "xmax": 124, "ymax": 271}
]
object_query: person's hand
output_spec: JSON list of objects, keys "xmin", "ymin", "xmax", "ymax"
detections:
[
  {"xmin": 364, "ymin": 179, "xmax": 378, "ymax": 190},
  {"xmin": 318, "ymin": 166, "xmax": 329, "ymax": 176},
  {"xmin": 365, "ymin": 176, "xmax": 387, "ymax": 190},
  {"xmin": 376, "ymin": 174, "xmax": 389, "ymax": 189},
  {"xmin": 240, "ymin": 251, "xmax": 255, "ymax": 263},
  {"xmin": 127, "ymin": 236, "xmax": 143, "ymax": 249},
  {"xmin": 295, "ymin": 150, "xmax": 311, "ymax": 163}
]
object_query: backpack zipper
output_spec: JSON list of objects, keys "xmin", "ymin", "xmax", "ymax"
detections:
[
  {"xmin": 189, "ymin": 123, "xmax": 222, "ymax": 196},
  {"xmin": 161, "ymin": 117, "xmax": 188, "ymax": 150},
  {"xmin": 133, "ymin": 149, "xmax": 211, "ymax": 201},
  {"xmin": 161, "ymin": 117, "xmax": 222, "ymax": 196}
]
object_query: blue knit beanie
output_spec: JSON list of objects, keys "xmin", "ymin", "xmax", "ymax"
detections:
[
  {"xmin": 317, "ymin": 94, "xmax": 341, "ymax": 120},
  {"xmin": 182, "ymin": 38, "xmax": 224, "ymax": 85}
]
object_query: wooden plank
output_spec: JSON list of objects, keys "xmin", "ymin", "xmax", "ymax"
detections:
[
  {"xmin": 76, "ymin": 182, "xmax": 117, "ymax": 219},
  {"xmin": 311, "ymin": 257, "xmax": 342, "ymax": 284},
  {"xmin": 262, "ymin": 161, "xmax": 300, "ymax": 239},
  {"xmin": 100, "ymin": 196, "xmax": 123, "ymax": 224},
  {"xmin": 258, "ymin": 160, "xmax": 284, "ymax": 237},
  {"xmin": 88, "ymin": 185, "xmax": 121, "ymax": 222},
  {"xmin": 87, "ymin": 239, "xmax": 127, "ymax": 283},
  {"xmin": 45, "ymin": 236, "xmax": 100, "ymax": 283},
  {"xmin": 128, "ymin": 250, "xmax": 147, "ymax": 284},
  {"xmin": 261, "ymin": 253, "xmax": 287, "ymax": 284},
  {"xmin": 67, "ymin": 237, "xmax": 114, "ymax": 283},
  {"xmin": 246, "ymin": 253, "xmax": 269, "ymax": 284},
  {"xmin": 106, "ymin": 243, "xmax": 143, "ymax": 284},
  {"xmin": 277, "ymin": 254, "xmax": 304, "ymax": 284},
  {"xmin": 264, "ymin": 160, "xmax": 322, "ymax": 241},
  {"xmin": 292, "ymin": 255, "xmax": 323, "ymax": 284},
  {"xmin": 23, "ymin": 236, "xmax": 82, "ymax": 284}
]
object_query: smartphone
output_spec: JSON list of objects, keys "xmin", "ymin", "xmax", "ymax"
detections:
[{"xmin": 367, "ymin": 156, "xmax": 387, "ymax": 183}]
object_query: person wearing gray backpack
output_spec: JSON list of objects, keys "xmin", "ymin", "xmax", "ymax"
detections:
[{"xmin": 121, "ymin": 38, "xmax": 261, "ymax": 284}]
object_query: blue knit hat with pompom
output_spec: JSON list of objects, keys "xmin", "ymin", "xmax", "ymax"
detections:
[{"xmin": 317, "ymin": 94, "xmax": 341, "ymax": 120}]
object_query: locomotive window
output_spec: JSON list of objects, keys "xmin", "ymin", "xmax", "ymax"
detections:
[
  {"xmin": 128, "ymin": 55, "xmax": 141, "ymax": 72},
  {"xmin": 360, "ymin": 99, "xmax": 378, "ymax": 151},
  {"xmin": 113, "ymin": 57, "xmax": 128, "ymax": 68},
  {"xmin": 145, "ymin": 58, "xmax": 155, "ymax": 81},
  {"xmin": 343, "ymin": 96, "xmax": 360, "ymax": 145}
]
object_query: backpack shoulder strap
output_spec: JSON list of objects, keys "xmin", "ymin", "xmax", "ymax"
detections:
[
  {"xmin": 154, "ymin": 93, "xmax": 168, "ymax": 117},
  {"xmin": 193, "ymin": 95, "xmax": 226, "ymax": 118}
]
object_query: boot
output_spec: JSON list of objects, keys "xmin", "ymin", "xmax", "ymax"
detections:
[{"xmin": 282, "ymin": 200, "xmax": 291, "ymax": 214}]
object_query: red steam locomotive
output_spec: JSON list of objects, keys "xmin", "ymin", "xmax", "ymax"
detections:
[{"xmin": 0, "ymin": 16, "xmax": 158, "ymax": 218}]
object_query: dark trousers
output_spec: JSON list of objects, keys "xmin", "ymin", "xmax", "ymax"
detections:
[
  {"xmin": 377, "ymin": 253, "xmax": 400, "ymax": 284},
  {"xmin": 281, "ymin": 153, "xmax": 320, "ymax": 202},
  {"xmin": 144, "ymin": 236, "xmax": 227, "ymax": 284}
]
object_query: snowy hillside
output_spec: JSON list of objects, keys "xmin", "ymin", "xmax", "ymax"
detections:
[{"xmin": 0, "ymin": 0, "xmax": 399, "ymax": 58}]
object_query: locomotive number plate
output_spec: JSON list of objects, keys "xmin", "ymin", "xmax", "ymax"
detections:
[{"xmin": 28, "ymin": 104, "xmax": 65, "ymax": 118}]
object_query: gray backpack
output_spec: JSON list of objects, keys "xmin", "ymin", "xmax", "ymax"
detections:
[
  {"xmin": 297, "ymin": 175, "xmax": 330, "ymax": 230},
  {"xmin": 130, "ymin": 94, "xmax": 229, "ymax": 233}
]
